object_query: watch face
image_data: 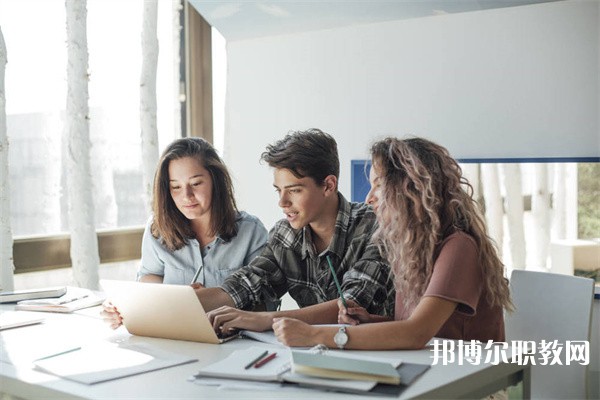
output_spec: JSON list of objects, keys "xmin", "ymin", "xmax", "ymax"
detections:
[{"xmin": 334, "ymin": 328, "xmax": 348, "ymax": 348}]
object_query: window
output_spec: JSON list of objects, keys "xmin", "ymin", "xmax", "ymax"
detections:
[
  {"xmin": 351, "ymin": 159, "xmax": 600, "ymax": 282},
  {"xmin": 1, "ymin": 0, "xmax": 180, "ymax": 272}
]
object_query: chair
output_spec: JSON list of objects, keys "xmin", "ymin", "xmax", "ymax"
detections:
[{"xmin": 505, "ymin": 270, "xmax": 595, "ymax": 399}]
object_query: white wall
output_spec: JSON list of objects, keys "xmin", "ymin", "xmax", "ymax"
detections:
[{"xmin": 223, "ymin": 0, "xmax": 599, "ymax": 228}]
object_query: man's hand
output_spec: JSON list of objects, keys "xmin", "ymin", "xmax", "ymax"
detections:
[
  {"xmin": 272, "ymin": 317, "xmax": 319, "ymax": 347},
  {"xmin": 207, "ymin": 306, "xmax": 273, "ymax": 333}
]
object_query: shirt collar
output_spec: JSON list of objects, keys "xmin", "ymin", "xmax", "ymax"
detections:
[{"xmin": 300, "ymin": 193, "xmax": 351, "ymax": 260}]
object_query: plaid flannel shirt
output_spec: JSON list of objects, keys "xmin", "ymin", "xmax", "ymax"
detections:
[{"xmin": 220, "ymin": 194, "xmax": 395, "ymax": 315}]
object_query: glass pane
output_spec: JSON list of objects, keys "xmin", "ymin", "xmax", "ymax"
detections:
[{"xmin": 1, "ymin": 0, "xmax": 179, "ymax": 236}]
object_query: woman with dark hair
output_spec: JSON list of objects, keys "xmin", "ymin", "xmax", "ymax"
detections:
[
  {"xmin": 273, "ymin": 136, "xmax": 512, "ymax": 350},
  {"xmin": 103, "ymin": 137, "xmax": 267, "ymax": 329},
  {"xmin": 139, "ymin": 137, "xmax": 267, "ymax": 285}
]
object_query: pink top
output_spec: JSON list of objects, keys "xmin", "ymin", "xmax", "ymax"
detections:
[{"xmin": 394, "ymin": 231, "xmax": 505, "ymax": 342}]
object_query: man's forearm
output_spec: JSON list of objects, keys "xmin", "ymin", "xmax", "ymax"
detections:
[
  {"xmin": 196, "ymin": 287, "xmax": 236, "ymax": 311},
  {"xmin": 272, "ymin": 300, "xmax": 339, "ymax": 324}
]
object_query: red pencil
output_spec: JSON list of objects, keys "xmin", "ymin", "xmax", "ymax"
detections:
[{"xmin": 254, "ymin": 352, "xmax": 277, "ymax": 368}]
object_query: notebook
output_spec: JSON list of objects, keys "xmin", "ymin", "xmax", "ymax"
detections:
[
  {"xmin": 15, "ymin": 287, "xmax": 105, "ymax": 313},
  {"xmin": 291, "ymin": 351, "xmax": 401, "ymax": 385},
  {"xmin": 0, "ymin": 287, "xmax": 66, "ymax": 303},
  {"xmin": 100, "ymin": 280, "xmax": 238, "ymax": 344}
]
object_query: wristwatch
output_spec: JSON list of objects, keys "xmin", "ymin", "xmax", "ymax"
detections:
[{"xmin": 333, "ymin": 326, "xmax": 348, "ymax": 349}]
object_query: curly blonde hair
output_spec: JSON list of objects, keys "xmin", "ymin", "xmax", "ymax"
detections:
[{"xmin": 370, "ymin": 137, "xmax": 513, "ymax": 311}]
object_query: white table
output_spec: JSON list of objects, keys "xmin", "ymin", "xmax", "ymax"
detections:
[{"xmin": 0, "ymin": 306, "xmax": 530, "ymax": 399}]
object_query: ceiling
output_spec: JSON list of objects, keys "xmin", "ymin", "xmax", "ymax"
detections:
[{"xmin": 189, "ymin": 0, "xmax": 562, "ymax": 41}]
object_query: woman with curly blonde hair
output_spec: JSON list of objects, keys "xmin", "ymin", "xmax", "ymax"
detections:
[{"xmin": 273, "ymin": 136, "xmax": 512, "ymax": 350}]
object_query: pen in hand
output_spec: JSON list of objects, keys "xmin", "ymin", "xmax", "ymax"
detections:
[
  {"xmin": 190, "ymin": 264, "xmax": 204, "ymax": 285},
  {"xmin": 244, "ymin": 350, "xmax": 268, "ymax": 370},
  {"xmin": 254, "ymin": 352, "xmax": 277, "ymax": 368},
  {"xmin": 326, "ymin": 255, "xmax": 347, "ymax": 310}
]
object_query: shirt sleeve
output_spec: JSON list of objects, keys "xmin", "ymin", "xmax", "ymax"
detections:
[
  {"xmin": 220, "ymin": 239, "xmax": 288, "ymax": 310},
  {"xmin": 340, "ymin": 238, "xmax": 395, "ymax": 315},
  {"xmin": 423, "ymin": 233, "xmax": 482, "ymax": 316},
  {"xmin": 137, "ymin": 221, "xmax": 165, "ymax": 280}
]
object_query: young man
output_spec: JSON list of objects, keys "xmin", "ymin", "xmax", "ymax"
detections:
[{"xmin": 197, "ymin": 129, "xmax": 393, "ymax": 333}]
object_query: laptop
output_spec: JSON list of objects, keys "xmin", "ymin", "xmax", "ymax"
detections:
[{"xmin": 100, "ymin": 279, "xmax": 238, "ymax": 344}]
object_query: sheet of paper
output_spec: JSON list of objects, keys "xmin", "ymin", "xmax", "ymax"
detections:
[
  {"xmin": 195, "ymin": 346, "xmax": 291, "ymax": 382},
  {"xmin": 0, "ymin": 311, "xmax": 44, "ymax": 330},
  {"xmin": 34, "ymin": 342, "xmax": 197, "ymax": 384}
]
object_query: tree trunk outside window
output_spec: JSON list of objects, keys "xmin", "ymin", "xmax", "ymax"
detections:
[
  {"xmin": 0, "ymin": 25, "xmax": 15, "ymax": 291},
  {"xmin": 140, "ymin": 0, "xmax": 159, "ymax": 215},
  {"xmin": 65, "ymin": 0, "xmax": 99, "ymax": 289},
  {"xmin": 501, "ymin": 164, "xmax": 526, "ymax": 269},
  {"xmin": 481, "ymin": 163, "xmax": 504, "ymax": 258},
  {"xmin": 532, "ymin": 163, "xmax": 551, "ymax": 269}
]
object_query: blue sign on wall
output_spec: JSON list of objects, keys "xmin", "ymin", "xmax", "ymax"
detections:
[{"xmin": 351, "ymin": 160, "xmax": 371, "ymax": 203}]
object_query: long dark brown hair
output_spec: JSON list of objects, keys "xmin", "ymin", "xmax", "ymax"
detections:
[
  {"xmin": 370, "ymin": 137, "xmax": 513, "ymax": 311},
  {"xmin": 151, "ymin": 137, "xmax": 238, "ymax": 251}
]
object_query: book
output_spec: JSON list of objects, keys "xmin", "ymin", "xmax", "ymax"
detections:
[
  {"xmin": 0, "ymin": 287, "xmax": 67, "ymax": 303},
  {"xmin": 193, "ymin": 346, "xmax": 430, "ymax": 396},
  {"xmin": 291, "ymin": 351, "xmax": 402, "ymax": 385},
  {"xmin": 0, "ymin": 311, "xmax": 44, "ymax": 330},
  {"xmin": 15, "ymin": 287, "xmax": 105, "ymax": 313}
]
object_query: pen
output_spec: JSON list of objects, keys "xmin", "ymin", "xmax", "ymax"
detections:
[
  {"xmin": 191, "ymin": 264, "xmax": 204, "ymax": 285},
  {"xmin": 34, "ymin": 346, "xmax": 82, "ymax": 361},
  {"xmin": 244, "ymin": 350, "xmax": 268, "ymax": 369},
  {"xmin": 57, "ymin": 295, "xmax": 89, "ymax": 305},
  {"xmin": 326, "ymin": 255, "xmax": 348, "ymax": 310},
  {"xmin": 254, "ymin": 352, "xmax": 277, "ymax": 368}
]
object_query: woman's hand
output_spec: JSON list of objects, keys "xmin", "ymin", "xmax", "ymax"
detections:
[
  {"xmin": 338, "ymin": 299, "xmax": 372, "ymax": 325},
  {"xmin": 207, "ymin": 306, "xmax": 272, "ymax": 333},
  {"xmin": 272, "ymin": 317, "xmax": 319, "ymax": 347},
  {"xmin": 100, "ymin": 301, "xmax": 123, "ymax": 330}
]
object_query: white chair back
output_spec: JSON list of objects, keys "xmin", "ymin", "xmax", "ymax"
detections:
[{"xmin": 505, "ymin": 270, "xmax": 595, "ymax": 399}]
